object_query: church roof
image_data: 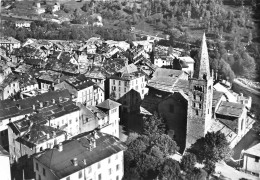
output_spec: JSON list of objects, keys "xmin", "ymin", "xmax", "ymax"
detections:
[
  {"xmin": 216, "ymin": 101, "xmax": 245, "ymax": 118},
  {"xmin": 193, "ymin": 33, "xmax": 210, "ymax": 80}
]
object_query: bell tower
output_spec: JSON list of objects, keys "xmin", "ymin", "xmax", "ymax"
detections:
[{"xmin": 186, "ymin": 33, "xmax": 213, "ymax": 149}]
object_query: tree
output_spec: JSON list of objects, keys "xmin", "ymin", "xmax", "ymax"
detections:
[
  {"xmin": 124, "ymin": 113, "xmax": 178, "ymax": 179},
  {"xmin": 30, "ymin": 21, "xmax": 37, "ymax": 32},
  {"xmin": 158, "ymin": 158, "xmax": 182, "ymax": 180},
  {"xmin": 45, "ymin": 5, "xmax": 53, "ymax": 14},
  {"xmin": 143, "ymin": 112, "xmax": 166, "ymax": 136},
  {"xmin": 187, "ymin": 131, "xmax": 233, "ymax": 175},
  {"xmin": 180, "ymin": 153, "xmax": 197, "ymax": 174}
]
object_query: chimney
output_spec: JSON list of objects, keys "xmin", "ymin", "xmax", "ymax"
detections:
[
  {"xmin": 72, "ymin": 158, "xmax": 78, "ymax": 166},
  {"xmin": 83, "ymin": 159, "xmax": 87, "ymax": 165},
  {"xmin": 46, "ymin": 133, "xmax": 50, "ymax": 139},
  {"xmin": 39, "ymin": 102, "xmax": 43, "ymax": 108},
  {"xmin": 91, "ymin": 137, "xmax": 96, "ymax": 148},
  {"xmin": 52, "ymin": 99, "xmax": 56, "ymax": 104},
  {"xmin": 32, "ymin": 104, "xmax": 36, "ymax": 110},
  {"xmin": 58, "ymin": 142, "xmax": 63, "ymax": 152}
]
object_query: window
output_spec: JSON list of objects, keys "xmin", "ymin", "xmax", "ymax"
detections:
[
  {"xmin": 36, "ymin": 163, "xmax": 39, "ymax": 171},
  {"xmin": 43, "ymin": 168, "xmax": 45, "ymax": 176},
  {"xmin": 78, "ymin": 170, "xmax": 82, "ymax": 178},
  {"xmin": 119, "ymin": 87, "xmax": 121, "ymax": 92},
  {"xmin": 119, "ymin": 81, "xmax": 121, "ymax": 86},
  {"xmin": 69, "ymin": 120, "xmax": 72, "ymax": 124},
  {"xmin": 88, "ymin": 166, "xmax": 92, "ymax": 173},
  {"xmin": 38, "ymin": 174, "xmax": 41, "ymax": 180},
  {"xmin": 98, "ymin": 162, "xmax": 101, "ymax": 169},
  {"xmin": 124, "ymin": 88, "xmax": 127, "ymax": 92},
  {"xmin": 116, "ymin": 164, "xmax": 120, "ymax": 171},
  {"xmin": 199, "ymin": 104, "xmax": 202, "ymax": 109},
  {"xmin": 113, "ymin": 80, "xmax": 115, "ymax": 85},
  {"xmin": 116, "ymin": 176, "xmax": 119, "ymax": 180},
  {"xmin": 169, "ymin": 104, "xmax": 174, "ymax": 113},
  {"xmin": 98, "ymin": 174, "xmax": 102, "ymax": 180},
  {"xmin": 108, "ymin": 158, "xmax": 111, "ymax": 164},
  {"xmin": 196, "ymin": 110, "xmax": 199, "ymax": 116},
  {"xmin": 66, "ymin": 176, "xmax": 70, "ymax": 180},
  {"xmin": 193, "ymin": 103, "xmax": 196, "ymax": 108},
  {"xmin": 109, "ymin": 168, "xmax": 112, "ymax": 175},
  {"xmin": 255, "ymin": 157, "xmax": 259, "ymax": 162}
]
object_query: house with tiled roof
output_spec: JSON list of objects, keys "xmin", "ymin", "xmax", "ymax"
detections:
[
  {"xmin": 0, "ymin": 36, "xmax": 20, "ymax": 52},
  {"xmin": 8, "ymin": 114, "xmax": 66, "ymax": 164},
  {"xmin": 86, "ymin": 99, "xmax": 121, "ymax": 138},
  {"xmin": 242, "ymin": 142, "xmax": 260, "ymax": 177},
  {"xmin": 110, "ymin": 64, "xmax": 147, "ymax": 113},
  {"xmin": 64, "ymin": 75, "xmax": 98, "ymax": 106},
  {"xmin": 33, "ymin": 131, "xmax": 126, "ymax": 180},
  {"xmin": 0, "ymin": 73, "xmax": 20, "ymax": 100},
  {"xmin": 0, "ymin": 89, "xmax": 71, "ymax": 150}
]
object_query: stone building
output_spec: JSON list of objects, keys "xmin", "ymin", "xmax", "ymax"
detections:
[{"xmin": 141, "ymin": 33, "xmax": 254, "ymax": 152}]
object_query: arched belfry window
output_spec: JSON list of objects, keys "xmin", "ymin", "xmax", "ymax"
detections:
[{"xmin": 203, "ymin": 74, "xmax": 207, "ymax": 80}]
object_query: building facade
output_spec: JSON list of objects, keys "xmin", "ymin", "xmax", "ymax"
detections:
[{"xmin": 33, "ymin": 131, "xmax": 126, "ymax": 180}]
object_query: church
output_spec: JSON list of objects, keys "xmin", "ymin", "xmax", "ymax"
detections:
[{"xmin": 140, "ymin": 33, "xmax": 255, "ymax": 152}]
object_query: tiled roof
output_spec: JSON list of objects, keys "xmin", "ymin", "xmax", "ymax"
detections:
[
  {"xmin": 118, "ymin": 63, "xmax": 138, "ymax": 75},
  {"xmin": 96, "ymin": 99, "xmax": 121, "ymax": 110},
  {"xmin": 217, "ymin": 117, "xmax": 238, "ymax": 133},
  {"xmin": 66, "ymin": 75, "xmax": 95, "ymax": 91},
  {"xmin": 0, "ymin": 73, "xmax": 18, "ymax": 90},
  {"xmin": 172, "ymin": 79, "xmax": 189, "ymax": 94},
  {"xmin": 16, "ymin": 124, "xmax": 65, "ymax": 148},
  {"xmin": 208, "ymin": 120, "xmax": 237, "ymax": 143},
  {"xmin": 212, "ymin": 90, "xmax": 224, "ymax": 108},
  {"xmin": 34, "ymin": 131, "xmax": 126, "ymax": 179},
  {"xmin": 140, "ymin": 89, "xmax": 171, "ymax": 115},
  {"xmin": 0, "ymin": 89, "xmax": 71, "ymax": 121},
  {"xmin": 244, "ymin": 143, "xmax": 260, "ymax": 157},
  {"xmin": 147, "ymin": 68, "xmax": 185, "ymax": 92},
  {"xmin": 216, "ymin": 101, "xmax": 245, "ymax": 118},
  {"xmin": 0, "ymin": 36, "xmax": 20, "ymax": 44}
]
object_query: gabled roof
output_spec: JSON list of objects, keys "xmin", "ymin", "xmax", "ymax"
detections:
[
  {"xmin": 216, "ymin": 101, "xmax": 245, "ymax": 118},
  {"xmin": 96, "ymin": 99, "xmax": 121, "ymax": 110},
  {"xmin": 34, "ymin": 131, "xmax": 126, "ymax": 179},
  {"xmin": 244, "ymin": 143, "xmax": 260, "ymax": 157},
  {"xmin": 212, "ymin": 90, "xmax": 225, "ymax": 108}
]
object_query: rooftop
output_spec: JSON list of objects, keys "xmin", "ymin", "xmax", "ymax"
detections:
[
  {"xmin": 96, "ymin": 99, "xmax": 121, "ymax": 110},
  {"xmin": 212, "ymin": 90, "xmax": 225, "ymax": 108},
  {"xmin": 244, "ymin": 142, "xmax": 260, "ymax": 157},
  {"xmin": 34, "ymin": 131, "xmax": 126, "ymax": 179},
  {"xmin": 0, "ymin": 89, "xmax": 71, "ymax": 121},
  {"xmin": 0, "ymin": 36, "xmax": 20, "ymax": 44},
  {"xmin": 66, "ymin": 75, "xmax": 95, "ymax": 91},
  {"xmin": 216, "ymin": 101, "xmax": 245, "ymax": 118}
]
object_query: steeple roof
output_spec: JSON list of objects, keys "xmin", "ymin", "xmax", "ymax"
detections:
[{"xmin": 193, "ymin": 33, "xmax": 210, "ymax": 80}]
